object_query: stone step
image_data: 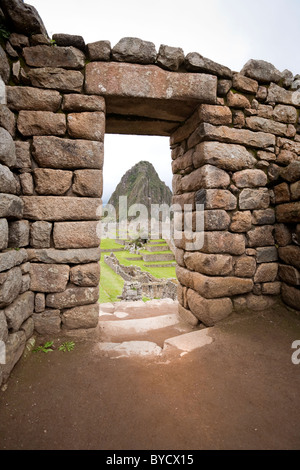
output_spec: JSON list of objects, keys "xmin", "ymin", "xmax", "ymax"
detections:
[
  {"xmin": 98, "ymin": 314, "xmax": 181, "ymax": 338},
  {"xmin": 145, "ymin": 244, "xmax": 169, "ymax": 252},
  {"xmin": 142, "ymin": 253, "xmax": 175, "ymax": 262},
  {"xmin": 96, "ymin": 328, "xmax": 214, "ymax": 358}
]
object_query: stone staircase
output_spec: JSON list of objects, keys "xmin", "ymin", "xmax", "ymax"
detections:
[{"xmin": 94, "ymin": 299, "xmax": 213, "ymax": 359}]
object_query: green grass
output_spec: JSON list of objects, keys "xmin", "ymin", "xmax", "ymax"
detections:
[
  {"xmin": 99, "ymin": 260, "xmax": 124, "ymax": 303},
  {"xmin": 100, "ymin": 238, "xmax": 124, "ymax": 250},
  {"xmin": 99, "ymin": 238, "xmax": 176, "ymax": 303}
]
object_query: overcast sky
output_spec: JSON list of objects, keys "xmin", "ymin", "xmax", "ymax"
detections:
[{"xmin": 29, "ymin": 0, "xmax": 300, "ymax": 202}]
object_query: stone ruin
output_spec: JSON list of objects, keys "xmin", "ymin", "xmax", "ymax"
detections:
[
  {"xmin": 0, "ymin": 0, "xmax": 299, "ymax": 385},
  {"xmin": 104, "ymin": 252, "xmax": 177, "ymax": 301}
]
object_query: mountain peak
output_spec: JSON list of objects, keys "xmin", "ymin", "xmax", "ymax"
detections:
[{"xmin": 108, "ymin": 161, "xmax": 172, "ymax": 218}]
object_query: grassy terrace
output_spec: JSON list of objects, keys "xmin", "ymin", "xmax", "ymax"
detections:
[{"xmin": 99, "ymin": 238, "xmax": 176, "ymax": 303}]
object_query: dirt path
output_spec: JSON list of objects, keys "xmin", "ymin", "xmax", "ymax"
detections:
[{"xmin": 0, "ymin": 304, "xmax": 300, "ymax": 450}]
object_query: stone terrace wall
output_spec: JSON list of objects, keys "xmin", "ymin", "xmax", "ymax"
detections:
[{"xmin": 0, "ymin": 0, "xmax": 299, "ymax": 384}]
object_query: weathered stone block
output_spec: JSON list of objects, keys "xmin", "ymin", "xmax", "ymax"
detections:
[
  {"xmin": 281, "ymin": 283, "xmax": 300, "ymax": 311},
  {"xmin": 33, "ymin": 310, "xmax": 61, "ymax": 335},
  {"xmin": 24, "ymin": 45, "xmax": 85, "ymax": 69},
  {"xmin": 67, "ymin": 112, "xmax": 105, "ymax": 141},
  {"xmin": 273, "ymin": 104, "xmax": 297, "ymax": 124},
  {"xmin": 184, "ymin": 251, "xmax": 233, "ymax": 276},
  {"xmin": 279, "ymin": 265, "xmax": 300, "ymax": 286},
  {"xmin": 227, "ymin": 91, "xmax": 250, "ymax": 109},
  {"xmin": 53, "ymin": 221, "xmax": 100, "ymax": 249},
  {"xmin": 35, "ymin": 292, "xmax": 45, "ymax": 313},
  {"xmin": 172, "ymin": 150, "xmax": 193, "ymax": 175},
  {"xmin": 278, "ymin": 246, "xmax": 300, "ymax": 270},
  {"xmin": 276, "ymin": 202, "xmax": 300, "ymax": 224},
  {"xmin": 6, "ymin": 86, "xmax": 62, "ymax": 112},
  {"xmin": 187, "ymin": 288, "xmax": 233, "ymax": 326},
  {"xmin": 290, "ymin": 181, "xmax": 300, "ymax": 201},
  {"xmin": 232, "ymin": 169, "xmax": 267, "ymax": 188},
  {"xmin": 8, "ymin": 220, "xmax": 29, "ymax": 247},
  {"xmin": 252, "ymin": 209, "xmax": 275, "ymax": 225},
  {"xmin": 181, "ymin": 165, "xmax": 230, "ymax": 192},
  {"xmin": 46, "ymin": 286, "xmax": 99, "ymax": 309},
  {"xmin": 232, "ymin": 73, "xmax": 259, "ymax": 93},
  {"xmin": 17, "ymin": 111, "xmax": 66, "ymax": 137},
  {"xmin": 0, "ymin": 163, "xmax": 17, "ymax": 194},
  {"xmin": 240, "ymin": 59, "xmax": 282, "ymax": 83},
  {"xmin": 0, "ymin": 194, "xmax": 23, "ymax": 219},
  {"xmin": 246, "ymin": 116, "xmax": 294, "ymax": 137},
  {"xmin": 230, "ymin": 211, "xmax": 252, "ymax": 232},
  {"xmin": 62, "ymin": 94, "xmax": 105, "ymax": 112},
  {"xmin": 185, "ymin": 52, "xmax": 232, "ymax": 78},
  {"xmin": 15, "ymin": 141, "xmax": 31, "ymax": 170},
  {"xmin": 247, "ymin": 226, "xmax": 274, "ymax": 247},
  {"xmin": 254, "ymin": 263, "xmax": 278, "ymax": 283},
  {"xmin": 22, "ymin": 196, "xmax": 102, "ymax": 221},
  {"xmin": 198, "ymin": 104, "xmax": 232, "ymax": 125},
  {"xmin": 0, "ymin": 45, "xmax": 10, "ymax": 84},
  {"xmin": 32, "ymin": 136, "xmax": 103, "ymax": 169},
  {"xmin": 19, "ymin": 173, "xmax": 34, "ymax": 196},
  {"xmin": 280, "ymin": 161, "xmax": 300, "ymax": 183},
  {"xmin": 156, "ymin": 44, "xmax": 184, "ymax": 71},
  {"xmin": 203, "ymin": 210, "xmax": 231, "ymax": 231},
  {"xmin": 0, "ymin": 219, "xmax": 8, "ymax": 250},
  {"xmin": 30, "ymin": 263, "xmax": 70, "ymax": 292},
  {"xmin": 27, "ymin": 247, "xmax": 100, "ymax": 265},
  {"xmin": 274, "ymin": 182, "xmax": 290, "ymax": 203},
  {"xmin": 0, "ymin": 311, "xmax": 8, "ymax": 342},
  {"xmin": 28, "ymin": 67, "xmax": 84, "ymax": 93},
  {"xmin": 217, "ymin": 79, "xmax": 232, "ymax": 96},
  {"xmin": 62, "ymin": 303, "xmax": 99, "ymax": 329},
  {"xmin": 33, "ymin": 169, "xmax": 72, "ymax": 195},
  {"xmin": 85, "ymin": 62, "xmax": 217, "ymax": 103},
  {"xmin": 197, "ymin": 189, "xmax": 237, "ymax": 210},
  {"xmin": 112, "ymin": 37, "xmax": 157, "ymax": 64},
  {"xmin": 245, "ymin": 293, "xmax": 277, "ymax": 311},
  {"xmin": 261, "ymin": 282, "xmax": 281, "ymax": 295},
  {"xmin": 193, "ymin": 141, "xmax": 256, "ymax": 171},
  {"xmin": 0, "ymin": 127, "xmax": 16, "ymax": 167},
  {"xmin": 52, "ymin": 34, "xmax": 85, "ymax": 51},
  {"xmin": 87, "ymin": 40, "xmax": 111, "ymax": 61},
  {"xmin": 256, "ymin": 246, "xmax": 278, "ymax": 263},
  {"xmin": 1, "ymin": 331, "xmax": 26, "ymax": 384},
  {"xmin": 0, "ymin": 105, "xmax": 16, "ymax": 137},
  {"xmin": 267, "ymin": 82, "xmax": 300, "ymax": 106},
  {"xmin": 4, "ymin": 291, "xmax": 34, "ymax": 332},
  {"xmin": 234, "ymin": 256, "xmax": 256, "ymax": 278},
  {"xmin": 72, "ymin": 169, "xmax": 103, "ymax": 198},
  {"xmin": 239, "ymin": 188, "xmax": 270, "ymax": 210},
  {"xmin": 188, "ymin": 123, "xmax": 276, "ymax": 149},
  {"xmin": 70, "ymin": 263, "xmax": 100, "ymax": 287},
  {"xmin": 199, "ymin": 231, "xmax": 245, "ymax": 255},
  {"xmin": 0, "ymin": 267, "xmax": 22, "ymax": 308},
  {"xmin": 0, "ymin": 249, "xmax": 27, "ymax": 273},
  {"xmin": 274, "ymin": 224, "xmax": 292, "ymax": 247},
  {"xmin": 30, "ymin": 221, "xmax": 52, "ymax": 248},
  {"xmin": 177, "ymin": 304, "xmax": 199, "ymax": 326}
]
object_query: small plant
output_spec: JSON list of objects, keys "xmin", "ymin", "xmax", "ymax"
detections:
[
  {"xmin": 50, "ymin": 39, "xmax": 57, "ymax": 46},
  {"xmin": 33, "ymin": 341, "xmax": 54, "ymax": 353},
  {"xmin": 0, "ymin": 23, "xmax": 10, "ymax": 40},
  {"xmin": 58, "ymin": 341, "xmax": 75, "ymax": 352}
]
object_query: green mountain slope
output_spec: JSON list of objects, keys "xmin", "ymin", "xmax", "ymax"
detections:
[{"xmin": 108, "ymin": 161, "xmax": 172, "ymax": 220}]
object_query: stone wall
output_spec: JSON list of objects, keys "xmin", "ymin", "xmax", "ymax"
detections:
[
  {"xmin": 0, "ymin": 0, "xmax": 299, "ymax": 384},
  {"xmin": 171, "ymin": 65, "xmax": 300, "ymax": 326},
  {"xmin": 104, "ymin": 253, "xmax": 177, "ymax": 300}
]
